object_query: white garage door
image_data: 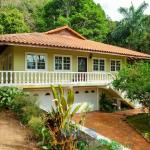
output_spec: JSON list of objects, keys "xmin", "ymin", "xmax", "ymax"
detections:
[
  {"xmin": 30, "ymin": 88, "xmax": 98, "ymax": 113},
  {"xmin": 73, "ymin": 88, "xmax": 98, "ymax": 112},
  {"xmin": 31, "ymin": 90, "xmax": 55, "ymax": 112}
]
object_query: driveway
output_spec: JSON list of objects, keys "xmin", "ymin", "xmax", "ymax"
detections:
[{"xmin": 74, "ymin": 109, "xmax": 150, "ymax": 150}]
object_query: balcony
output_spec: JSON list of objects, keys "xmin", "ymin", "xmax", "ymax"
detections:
[{"xmin": 0, "ymin": 71, "xmax": 114, "ymax": 87}]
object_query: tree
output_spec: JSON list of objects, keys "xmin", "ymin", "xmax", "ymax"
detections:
[
  {"xmin": 107, "ymin": 2, "xmax": 150, "ymax": 54},
  {"xmin": 0, "ymin": 0, "xmax": 49, "ymax": 32},
  {"xmin": 43, "ymin": 0, "xmax": 110, "ymax": 41},
  {"xmin": 113, "ymin": 62, "xmax": 150, "ymax": 113},
  {"xmin": 0, "ymin": 8, "xmax": 30, "ymax": 34}
]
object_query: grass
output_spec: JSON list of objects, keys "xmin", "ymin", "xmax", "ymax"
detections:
[{"xmin": 126, "ymin": 113, "xmax": 150, "ymax": 141}]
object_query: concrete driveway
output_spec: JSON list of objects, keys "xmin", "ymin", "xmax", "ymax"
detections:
[{"xmin": 74, "ymin": 109, "xmax": 150, "ymax": 150}]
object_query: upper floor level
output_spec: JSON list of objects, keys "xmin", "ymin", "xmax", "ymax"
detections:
[{"xmin": 0, "ymin": 26, "xmax": 150, "ymax": 87}]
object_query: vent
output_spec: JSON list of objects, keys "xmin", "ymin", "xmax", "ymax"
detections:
[
  {"xmin": 45, "ymin": 93, "xmax": 50, "ymax": 96},
  {"xmin": 75, "ymin": 91, "xmax": 79, "ymax": 94}
]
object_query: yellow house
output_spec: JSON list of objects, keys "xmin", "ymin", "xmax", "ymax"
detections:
[{"xmin": 0, "ymin": 26, "xmax": 150, "ymax": 111}]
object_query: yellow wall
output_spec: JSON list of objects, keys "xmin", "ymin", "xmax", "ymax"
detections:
[{"xmin": 5, "ymin": 45, "xmax": 127, "ymax": 72}]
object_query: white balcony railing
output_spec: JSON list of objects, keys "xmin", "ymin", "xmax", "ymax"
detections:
[{"xmin": 0, "ymin": 71, "xmax": 114, "ymax": 87}]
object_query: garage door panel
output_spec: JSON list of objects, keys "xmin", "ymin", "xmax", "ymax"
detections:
[{"xmin": 74, "ymin": 88, "xmax": 97, "ymax": 112}]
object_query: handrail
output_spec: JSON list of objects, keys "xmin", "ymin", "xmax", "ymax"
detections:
[{"xmin": 0, "ymin": 71, "xmax": 114, "ymax": 86}]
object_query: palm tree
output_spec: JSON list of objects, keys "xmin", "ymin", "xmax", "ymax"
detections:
[{"xmin": 110, "ymin": 1, "xmax": 149, "ymax": 49}]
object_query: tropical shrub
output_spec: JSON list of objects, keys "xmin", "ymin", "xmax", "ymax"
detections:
[
  {"xmin": 44, "ymin": 85, "xmax": 84, "ymax": 149},
  {"xmin": 10, "ymin": 95, "xmax": 42, "ymax": 124},
  {"xmin": 28, "ymin": 116, "xmax": 44, "ymax": 138},
  {"xmin": 99, "ymin": 93, "xmax": 116, "ymax": 112},
  {"xmin": 113, "ymin": 61, "xmax": 150, "ymax": 113},
  {"xmin": 0, "ymin": 86, "xmax": 25, "ymax": 109}
]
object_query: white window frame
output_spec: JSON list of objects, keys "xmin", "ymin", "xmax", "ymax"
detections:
[
  {"xmin": 25, "ymin": 52, "xmax": 48, "ymax": 71},
  {"xmin": 110, "ymin": 59, "xmax": 121, "ymax": 72},
  {"xmin": 92, "ymin": 58, "xmax": 106, "ymax": 72},
  {"xmin": 54, "ymin": 54, "xmax": 72, "ymax": 72}
]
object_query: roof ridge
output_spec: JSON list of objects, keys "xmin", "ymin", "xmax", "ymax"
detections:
[{"xmin": 45, "ymin": 25, "xmax": 86, "ymax": 40}]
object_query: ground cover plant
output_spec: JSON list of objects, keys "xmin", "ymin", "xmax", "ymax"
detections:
[
  {"xmin": 0, "ymin": 86, "xmax": 123, "ymax": 150},
  {"xmin": 126, "ymin": 113, "xmax": 150, "ymax": 141}
]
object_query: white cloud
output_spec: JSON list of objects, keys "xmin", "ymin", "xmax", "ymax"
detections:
[{"xmin": 94, "ymin": 0, "xmax": 150, "ymax": 21}]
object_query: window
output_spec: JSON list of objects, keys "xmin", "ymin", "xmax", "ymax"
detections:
[
  {"xmin": 55, "ymin": 56, "xmax": 71, "ymax": 71},
  {"xmin": 93, "ymin": 59, "xmax": 105, "ymax": 71},
  {"xmin": 111, "ymin": 60, "xmax": 121, "ymax": 71},
  {"xmin": 26, "ymin": 53, "xmax": 46, "ymax": 70}
]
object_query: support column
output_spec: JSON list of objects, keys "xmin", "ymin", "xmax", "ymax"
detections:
[{"xmin": 116, "ymin": 99, "xmax": 121, "ymax": 110}]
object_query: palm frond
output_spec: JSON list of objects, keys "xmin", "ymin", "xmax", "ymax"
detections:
[
  {"xmin": 118, "ymin": 7, "xmax": 129, "ymax": 18},
  {"xmin": 136, "ymin": 1, "xmax": 148, "ymax": 15}
]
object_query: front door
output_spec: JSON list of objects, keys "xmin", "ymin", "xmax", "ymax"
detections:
[{"xmin": 78, "ymin": 57, "xmax": 87, "ymax": 72}]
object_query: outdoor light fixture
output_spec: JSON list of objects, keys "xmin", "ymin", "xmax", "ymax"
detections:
[{"xmin": 89, "ymin": 53, "xmax": 93, "ymax": 59}]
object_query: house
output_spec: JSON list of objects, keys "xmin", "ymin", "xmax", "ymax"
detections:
[{"xmin": 0, "ymin": 26, "xmax": 150, "ymax": 111}]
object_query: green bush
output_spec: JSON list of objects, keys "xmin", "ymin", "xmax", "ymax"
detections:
[
  {"xmin": 97, "ymin": 139, "xmax": 122, "ymax": 150},
  {"xmin": 77, "ymin": 139, "xmax": 123, "ymax": 150},
  {"xmin": 11, "ymin": 95, "xmax": 43, "ymax": 124},
  {"xmin": 0, "ymin": 87, "xmax": 25, "ymax": 109},
  {"xmin": 28, "ymin": 116, "xmax": 45, "ymax": 139},
  {"xmin": 99, "ymin": 93, "xmax": 116, "ymax": 112}
]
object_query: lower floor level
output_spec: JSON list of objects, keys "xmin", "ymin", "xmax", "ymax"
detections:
[{"xmin": 24, "ymin": 86, "xmax": 133, "ymax": 112}]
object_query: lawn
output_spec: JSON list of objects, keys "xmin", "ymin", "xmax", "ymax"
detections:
[{"xmin": 126, "ymin": 113, "xmax": 150, "ymax": 141}]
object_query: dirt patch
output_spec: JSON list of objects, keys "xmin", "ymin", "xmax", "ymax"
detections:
[{"xmin": 0, "ymin": 110, "xmax": 38, "ymax": 150}]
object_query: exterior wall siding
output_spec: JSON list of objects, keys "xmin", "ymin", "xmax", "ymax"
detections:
[{"xmin": 12, "ymin": 46, "xmax": 127, "ymax": 72}]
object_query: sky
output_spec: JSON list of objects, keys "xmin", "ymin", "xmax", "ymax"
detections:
[{"xmin": 94, "ymin": 0, "xmax": 150, "ymax": 21}]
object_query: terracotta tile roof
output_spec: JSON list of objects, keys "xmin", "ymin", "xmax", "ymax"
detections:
[{"xmin": 0, "ymin": 26, "xmax": 150, "ymax": 59}]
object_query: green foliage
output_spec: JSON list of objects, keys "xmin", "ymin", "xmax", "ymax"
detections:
[
  {"xmin": 97, "ymin": 139, "xmax": 122, "ymax": 150},
  {"xmin": 107, "ymin": 2, "xmax": 150, "ymax": 54},
  {"xmin": 43, "ymin": 0, "xmax": 110, "ymax": 41},
  {"xmin": 0, "ymin": 0, "xmax": 49, "ymax": 32},
  {"xmin": 0, "ymin": 0, "xmax": 110, "ymax": 41},
  {"xmin": 44, "ymin": 85, "xmax": 84, "ymax": 149},
  {"xmin": 113, "ymin": 62, "xmax": 150, "ymax": 112},
  {"xmin": 0, "ymin": 25, "xmax": 4, "ymax": 33},
  {"xmin": 99, "ymin": 93, "xmax": 115, "ymax": 112},
  {"xmin": 0, "ymin": 8, "xmax": 30, "ymax": 34},
  {"xmin": 11, "ymin": 95, "xmax": 43, "ymax": 124},
  {"xmin": 28, "ymin": 116, "xmax": 47, "ymax": 140},
  {"xmin": 127, "ymin": 113, "xmax": 150, "ymax": 141},
  {"xmin": 77, "ymin": 139, "xmax": 123, "ymax": 150},
  {"xmin": 0, "ymin": 86, "xmax": 25, "ymax": 109}
]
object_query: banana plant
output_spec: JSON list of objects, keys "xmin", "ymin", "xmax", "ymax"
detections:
[
  {"xmin": 45, "ymin": 85, "xmax": 84, "ymax": 149},
  {"xmin": 50, "ymin": 85, "xmax": 82, "ymax": 129}
]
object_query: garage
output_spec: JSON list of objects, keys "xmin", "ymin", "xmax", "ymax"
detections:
[
  {"xmin": 26, "ymin": 87, "xmax": 98, "ymax": 112},
  {"xmin": 30, "ymin": 90, "xmax": 55, "ymax": 112},
  {"xmin": 73, "ymin": 87, "xmax": 98, "ymax": 111}
]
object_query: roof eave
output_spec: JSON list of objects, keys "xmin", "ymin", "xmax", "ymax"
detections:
[{"xmin": 1, "ymin": 42, "xmax": 150, "ymax": 60}]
